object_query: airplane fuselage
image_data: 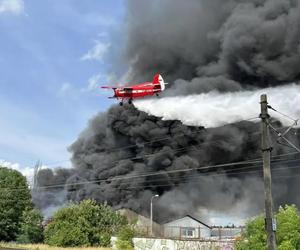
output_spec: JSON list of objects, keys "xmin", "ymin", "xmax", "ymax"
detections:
[{"xmin": 114, "ymin": 82, "xmax": 161, "ymax": 98}]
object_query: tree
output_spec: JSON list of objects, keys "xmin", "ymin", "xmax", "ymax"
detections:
[
  {"xmin": 236, "ymin": 205, "xmax": 300, "ymax": 250},
  {"xmin": 0, "ymin": 167, "xmax": 32, "ymax": 241},
  {"xmin": 17, "ymin": 208, "xmax": 44, "ymax": 243},
  {"xmin": 276, "ymin": 205, "xmax": 300, "ymax": 250},
  {"xmin": 44, "ymin": 199, "xmax": 127, "ymax": 247}
]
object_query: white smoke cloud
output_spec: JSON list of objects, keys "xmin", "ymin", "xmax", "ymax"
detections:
[
  {"xmin": 84, "ymin": 73, "xmax": 103, "ymax": 92},
  {"xmin": 0, "ymin": 0, "xmax": 24, "ymax": 15},
  {"xmin": 134, "ymin": 84, "xmax": 300, "ymax": 128},
  {"xmin": 0, "ymin": 159, "xmax": 34, "ymax": 185},
  {"xmin": 81, "ymin": 41, "xmax": 110, "ymax": 61},
  {"xmin": 0, "ymin": 159, "xmax": 60, "ymax": 188}
]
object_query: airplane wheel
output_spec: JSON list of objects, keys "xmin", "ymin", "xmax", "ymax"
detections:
[
  {"xmin": 128, "ymin": 99, "xmax": 132, "ymax": 104},
  {"xmin": 119, "ymin": 102, "xmax": 123, "ymax": 106},
  {"xmin": 156, "ymin": 93, "xmax": 159, "ymax": 97}
]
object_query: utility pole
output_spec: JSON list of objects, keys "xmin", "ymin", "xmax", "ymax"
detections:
[
  {"xmin": 260, "ymin": 94, "xmax": 277, "ymax": 250},
  {"xmin": 150, "ymin": 194, "xmax": 159, "ymax": 236}
]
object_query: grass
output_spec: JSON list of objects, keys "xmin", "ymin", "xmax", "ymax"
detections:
[{"xmin": 0, "ymin": 243, "xmax": 111, "ymax": 250}]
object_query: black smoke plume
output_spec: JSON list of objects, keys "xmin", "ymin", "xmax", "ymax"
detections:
[
  {"xmin": 126, "ymin": 0, "xmax": 300, "ymax": 94},
  {"xmin": 34, "ymin": 0, "xmax": 300, "ymax": 222}
]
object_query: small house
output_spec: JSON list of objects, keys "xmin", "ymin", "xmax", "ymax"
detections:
[{"xmin": 163, "ymin": 215, "xmax": 211, "ymax": 239}]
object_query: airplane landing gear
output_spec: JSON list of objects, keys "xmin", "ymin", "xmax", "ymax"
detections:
[
  {"xmin": 119, "ymin": 102, "xmax": 123, "ymax": 106},
  {"xmin": 156, "ymin": 93, "xmax": 159, "ymax": 97},
  {"xmin": 128, "ymin": 99, "xmax": 133, "ymax": 105}
]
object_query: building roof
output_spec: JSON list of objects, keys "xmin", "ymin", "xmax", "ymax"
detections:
[
  {"xmin": 116, "ymin": 208, "xmax": 160, "ymax": 224},
  {"xmin": 163, "ymin": 215, "xmax": 211, "ymax": 229}
]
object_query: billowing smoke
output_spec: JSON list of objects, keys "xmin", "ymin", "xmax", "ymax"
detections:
[
  {"xmin": 34, "ymin": 0, "xmax": 300, "ymax": 224},
  {"xmin": 125, "ymin": 0, "xmax": 300, "ymax": 93}
]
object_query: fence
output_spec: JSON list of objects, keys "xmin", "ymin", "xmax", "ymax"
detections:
[
  {"xmin": 133, "ymin": 225, "xmax": 244, "ymax": 240},
  {"xmin": 111, "ymin": 236, "xmax": 236, "ymax": 250},
  {"xmin": 211, "ymin": 227, "xmax": 244, "ymax": 239}
]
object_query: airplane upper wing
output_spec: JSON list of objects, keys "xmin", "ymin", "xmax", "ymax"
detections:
[
  {"xmin": 101, "ymin": 86, "xmax": 117, "ymax": 89},
  {"xmin": 101, "ymin": 86, "xmax": 133, "ymax": 91}
]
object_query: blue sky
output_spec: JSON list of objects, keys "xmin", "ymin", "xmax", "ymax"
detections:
[{"xmin": 0, "ymin": 0, "xmax": 125, "ymax": 169}]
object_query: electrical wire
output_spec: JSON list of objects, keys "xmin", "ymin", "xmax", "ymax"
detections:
[
  {"xmin": 0, "ymin": 116, "xmax": 260, "ymax": 168},
  {"xmin": 0, "ymin": 159, "xmax": 262, "ymax": 191},
  {"xmin": 0, "ymin": 155, "xmax": 299, "ymax": 199},
  {"xmin": 73, "ymin": 156, "xmax": 300, "ymax": 187},
  {"xmin": 1, "ymin": 152, "xmax": 299, "ymax": 192},
  {"xmin": 45, "ymin": 131, "xmax": 262, "ymax": 173},
  {"xmin": 0, "ymin": 155, "xmax": 300, "ymax": 201},
  {"xmin": 2, "ymin": 113, "xmax": 299, "ymax": 192},
  {"xmin": 268, "ymin": 105, "xmax": 299, "ymax": 124},
  {"xmin": 103, "ymin": 158, "xmax": 300, "ymax": 190},
  {"xmin": 40, "ymin": 116, "xmax": 260, "ymax": 166},
  {"xmin": 70, "ymin": 157, "xmax": 300, "ymax": 188},
  {"xmin": 268, "ymin": 122, "xmax": 300, "ymax": 153}
]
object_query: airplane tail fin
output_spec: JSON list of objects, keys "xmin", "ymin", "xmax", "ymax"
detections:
[
  {"xmin": 153, "ymin": 74, "xmax": 168, "ymax": 91},
  {"xmin": 101, "ymin": 86, "xmax": 117, "ymax": 98}
]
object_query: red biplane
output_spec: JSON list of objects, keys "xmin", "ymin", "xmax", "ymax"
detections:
[{"xmin": 101, "ymin": 74, "xmax": 168, "ymax": 105}]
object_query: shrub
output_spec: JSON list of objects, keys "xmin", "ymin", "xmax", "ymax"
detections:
[
  {"xmin": 236, "ymin": 205, "xmax": 300, "ymax": 250},
  {"xmin": 44, "ymin": 199, "xmax": 127, "ymax": 247},
  {"xmin": 116, "ymin": 225, "xmax": 135, "ymax": 250},
  {"xmin": 17, "ymin": 208, "xmax": 44, "ymax": 243}
]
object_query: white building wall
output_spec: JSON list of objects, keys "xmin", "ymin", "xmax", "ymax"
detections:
[{"xmin": 111, "ymin": 237, "xmax": 235, "ymax": 250}]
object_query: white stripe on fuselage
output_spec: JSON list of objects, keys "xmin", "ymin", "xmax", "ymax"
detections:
[{"xmin": 119, "ymin": 89, "xmax": 159, "ymax": 94}]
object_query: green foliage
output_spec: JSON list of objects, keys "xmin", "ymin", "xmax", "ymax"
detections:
[
  {"xmin": 98, "ymin": 232, "xmax": 111, "ymax": 247},
  {"xmin": 278, "ymin": 240, "xmax": 295, "ymax": 250},
  {"xmin": 236, "ymin": 205, "xmax": 300, "ymax": 250},
  {"xmin": 118, "ymin": 225, "xmax": 135, "ymax": 241},
  {"xmin": 17, "ymin": 208, "xmax": 44, "ymax": 243},
  {"xmin": 236, "ymin": 215, "xmax": 266, "ymax": 250},
  {"xmin": 116, "ymin": 240, "xmax": 133, "ymax": 250},
  {"xmin": 276, "ymin": 205, "xmax": 300, "ymax": 249},
  {"xmin": 44, "ymin": 199, "xmax": 127, "ymax": 247},
  {"xmin": 116, "ymin": 225, "xmax": 135, "ymax": 250},
  {"xmin": 0, "ymin": 167, "xmax": 32, "ymax": 241}
]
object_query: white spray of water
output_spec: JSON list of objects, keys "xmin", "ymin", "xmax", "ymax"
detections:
[{"xmin": 134, "ymin": 84, "xmax": 300, "ymax": 128}]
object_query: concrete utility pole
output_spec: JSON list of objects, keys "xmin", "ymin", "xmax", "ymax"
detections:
[
  {"xmin": 150, "ymin": 194, "xmax": 159, "ymax": 236},
  {"xmin": 260, "ymin": 94, "xmax": 277, "ymax": 250}
]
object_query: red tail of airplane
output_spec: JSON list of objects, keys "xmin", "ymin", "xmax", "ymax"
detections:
[{"xmin": 152, "ymin": 74, "xmax": 167, "ymax": 91}]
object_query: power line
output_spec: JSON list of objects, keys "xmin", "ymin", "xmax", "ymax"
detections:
[
  {"xmin": 268, "ymin": 105, "xmax": 299, "ymax": 124},
  {"xmin": 45, "ymin": 146, "xmax": 299, "ymax": 187},
  {"xmin": 121, "ymin": 166, "xmax": 300, "ymax": 190},
  {"xmin": 0, "ymin": 116, "xmax": 260, "ymax": 168},
  {"xmin": 116, "ymin": 159, "xmax": 300, "ymax": 190},
  {"xmin": 72, "ymin": 157, "xmax": 300, "ymax": 186},
  {"xmin": 44, "ymin": 131, "xmax": 262, "ymax": 172},
  {"xmin": 268, "ymin": 122, "xmax": 300, "ymax": 153},
  {"xmin": 41, "ymin": 116, "xmax": 260, "ymax": 166},
  {"xmin": 0, "ymin": 165, "xmax": 298, "ymax": 199},
  {"xmin": 0, "ymin": 155, "xmax": 299, "ymax": 197},
  {"xmin": 0, "ymin": 152, "xmax": 299, "ymax": 192},
  {"xmin": 22, "ymin": 159, "xmax": 265, "ymax": 191},
  {"xmin": 0, "ymin": 159, "xmax": 262, "ymax": 190}
]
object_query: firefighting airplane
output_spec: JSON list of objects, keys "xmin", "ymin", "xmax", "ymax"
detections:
[{"xmin": 101, "ymin": 74, "xmax": 168, "ymax": 105}]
